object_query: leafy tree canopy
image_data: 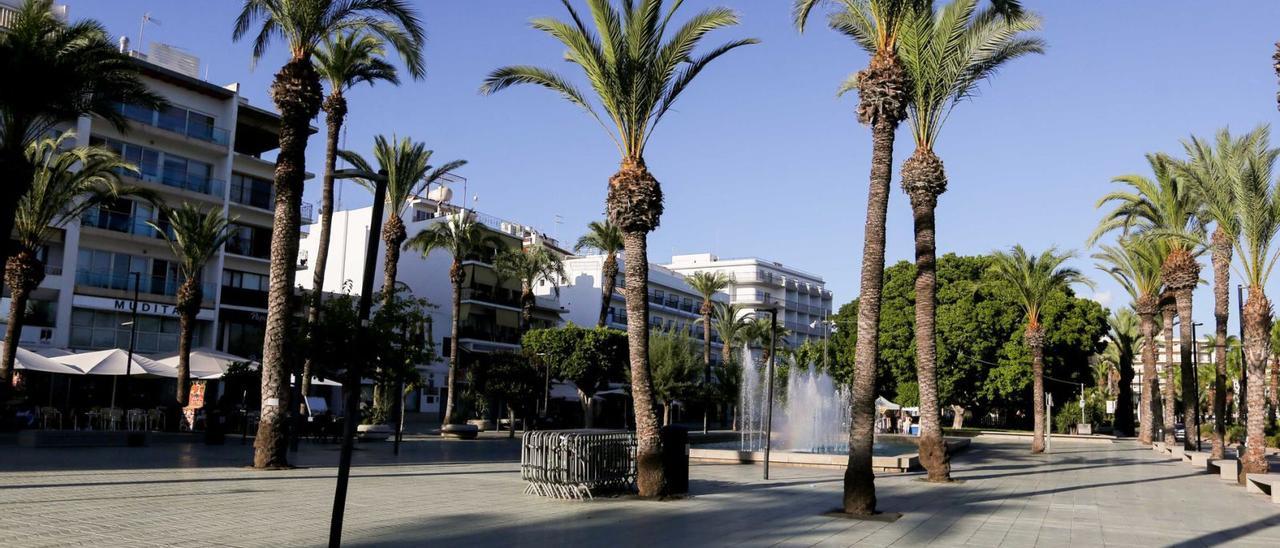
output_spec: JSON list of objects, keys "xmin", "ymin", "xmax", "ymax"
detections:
[{"xmin": 521, "ymin": 324, "xmax": 627, "ymax": 397}]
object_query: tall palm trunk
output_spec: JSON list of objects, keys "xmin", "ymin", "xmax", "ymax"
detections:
[
  {"xmin": 2, "ymin": 250, "xmax": 44, "ymax": 383},
  {"xmin": 369, "ymin": 214, "xmax": 407, "ymax": 419},
  {"xmin": 303, "ymin": 92, "xmax": 347, "ymax": 398},
  {"xmin": 1116, "ymin": 344, "xmax": 1135, "ymax": 438},
  {"xmin": 902, "ymin": 148, "xmax": 949, "ymax": 481},
  {"xmin": 1175, "ymin": 287, "xmax": 1197, "ymax": 450},
  {"xmin": 255, "ymin": 58, "xmax": 323, "ymax": 470},
  {"xmin": 1241, "ymin": 288, "xmax": 1271, "ymax": 476},
  {"xmin": 175, "ymin": 278, "xmax": 202, "ymax": 406},
  {"xmin": 1210, "ymin": 228, "xmax": 1230, "ymax": 457},
  {"xmin": 1160, "ymin": 302, "xmax": 1176, "ymax": 444},
  {"xmin": 606, "ymin": 156, "xmax": 665, "ymax": 498},
  {"xmin": 0, "ymin": 158, "xmax": 34, "ymax": 404},
  {"xmin": 1137, "ymin": 301, "xmax": 1160, "ymax": 444},
  {"xmin": 701, "ymin": 302, "xmax": 713, "ymax": 435},
  {"xmin": 597, "ymin": 251, "xmax": 618, "ymax": 327},
  {"xmin": 843, "ymin": 49, "xmax": 906, "ymax": 515},
  {"xmin": 1028, "ymin": 326, "xmax": 1047, "ymax": 453},
  {"xmin": 442, "ymin": 263, "xmax": 463, "ymax": 426},
  {"xmin": 519, "ymin": 283, "xmax": 534, "ymax": 332}
]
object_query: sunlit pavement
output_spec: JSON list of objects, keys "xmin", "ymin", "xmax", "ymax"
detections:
[{"xmin": 2, "ymin": 434, "xmax": 1279, "ymax": 547}]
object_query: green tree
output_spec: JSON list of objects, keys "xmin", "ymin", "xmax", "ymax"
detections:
[
  {"xmin": 895, "ymin": 0, "xmax": 1042, "ymax": 480},
  {"xmin": 988, "ymin": 245, "xmax": 1092, "ymax": 453},
  {"xmin": 232, "ymin": 0, "xmax": 426, "ymax": 469},
  {"xmin": 574, "ymin": 220, "xmax": 624, "ymax": 327},
  {"xmin": 482, "ymin": 0, "xmax": 757, "ymax": 497},
  {"xmin": 494, "ymin": 244, "xmax": 566, "ymax": 331},
  {"xmin": 1176, "ymin": 126, "xmax": 1271, "ymax": 457},
  {"xmin": 406, "ymin": 214, "xmax": 504, "ymax": 427},
  {"xmin": 0, "ymin": 0, "xmax": 161, "ymax": 278},
  {"xmin": 1093, "ymin": 238, "xmax": 1166, "ymax": 444},
  {"xmin": 1093, "ymin": 153, "xmax": 1205, "ymax": 450},
  {"xmin": 521, "ymin": 325, "xmax": 628, "ymax": 428},
  {"xmin": 794, "ymin": 0, "xmax": 922, "ymax": 514},
  {"xmin": 304, "ymin": 30, "xmax": 408, "ymax": 397},
  {"xmin": 706, "ymin": 302, "xmax": 751, "ymax": 368},
  {"xmin": 686, "ymin": 271, "xmax": 730, "ymax": 433},
  {"xmin": 472, "ymin": 351, "xmax": 541, "ymax": 438},
  {"xmin": 151, "ymin": 205, "xmax": 236, "ymax": 405},
  {"xmin": 1228, "ymin": 131, "xmax": 1280, "ymax": 476},
  {"xmin": 649, "ymin": 325, "xmax": 702, "ymax": 426}
]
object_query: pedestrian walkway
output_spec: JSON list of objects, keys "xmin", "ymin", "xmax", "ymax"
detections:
[{"xmin": 0, "ymin": 435, "xmax": 1277, "ymax": 546}]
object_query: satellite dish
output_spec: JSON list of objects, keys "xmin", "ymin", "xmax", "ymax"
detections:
[{"xmin": 427, "ymin": 185, "xmax": 453, "ymax": 203}]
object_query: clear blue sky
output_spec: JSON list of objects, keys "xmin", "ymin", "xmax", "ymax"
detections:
[{"xmin": 62, "ymin": 0, "xmax": 1280, "ymax": 331}]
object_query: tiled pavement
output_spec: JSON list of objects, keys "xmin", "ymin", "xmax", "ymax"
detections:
[{"xmin": 1, "ymin": 434, "xmax": 1278, "ymax": 547}]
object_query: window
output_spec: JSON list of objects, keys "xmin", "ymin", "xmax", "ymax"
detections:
[
  {"xmin": 223, "ymin": 270, "xmax": 268, "ymax": 291},
  {"xmin": 230, "ymin": 173, "xmax": 273, "ymax": 209},
  {"xmin": 70, "ymin": 308, "xmax": 195, "ymax": 354},
  {"xmin": 412, "ymin": 209, "xmax": 434, "ymax": 222},
  {"xmin": 162, "ymin": 154, "xmax": 213, "ymax": 193},
  {"xmin": 95, "ymin": 138, "xmax": 161, "ymax": 181}
]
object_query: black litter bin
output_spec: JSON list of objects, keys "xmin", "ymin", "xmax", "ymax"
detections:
[
  {"xmin": 205, "ymin": 409, "xmax": 226, "ymax": 445},
  {"xmin": 660, "ymin": 425, "xmax": 689, "ymax": 495}
]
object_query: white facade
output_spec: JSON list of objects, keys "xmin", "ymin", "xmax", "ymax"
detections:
[
  {"xmin": 0, "ymin": 48, "xmax": 308, "ymax": 361},
  {"xmin": 296, "ymin": 201, "xmax": 565, "ymax": 417},
  {"xmin": 549, "ymin": 255, "xmax": 729, "ymax": 362},
  {"xmin": 665, "ymin": 253, "xmax": 833, "ymax": 348}
]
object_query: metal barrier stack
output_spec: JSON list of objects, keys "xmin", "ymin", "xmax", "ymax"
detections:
[{"xmin": 521, "ymin": 429, "xmax": 637, "ymax": 500}]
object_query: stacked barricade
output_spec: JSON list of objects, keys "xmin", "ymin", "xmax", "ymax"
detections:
[{"xmin": 521, "ymin": 429, "xmax": 637, "ymax": 500}]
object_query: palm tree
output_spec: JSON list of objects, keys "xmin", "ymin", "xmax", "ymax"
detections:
[
  {"xmin": 494, "ymin": 244, "xmax": 566, "ymax": 331},
  {"xmin": 232, "ymin": 0, "xmax": 424, "ymax": 468},
  {"xmin": 686, "ymin": 271, "xmax": 731, "ymax": 434},
  {"xmin": 0, "ymin": 0, "xmax": 162, "ymax": 284},
  {"xmin": 1226, "ymin": 130, "xmax": 1280, "ymax": 477},
  {"xmin": 303, "ymin": 30, "xmax": 407, "ymax": 397},
  {"xmin": 406, "ymin": 213, "xmax": 503, "ymax": 428},
  {"xmin": 1100, "ymin": 307, "xmax": 1139, "ymax": 434},
  {"xmin": 2, "ymin": 131, "xmax": 138, "ymax": 386},
  {"xmin": 989, "ymin": 245, "xmax": 1091, "ymax": 453},
  {"xmin": 338, "ymin": 135, "xmax": 466, "ymax": 301},
  {"xmin": 706, "ymin": 302, "xmax": 751, "ymax": 366},
  {"xmin": 793, "ymin": 0, "xmax": 925, "ymax": 514},
  {"xmin": 574, "ymin": 220, "xmax": 624, "ymax": 327},
  {"xmin": 150, "ymin": 205, "xmax": 236, "ymax": 405},
  {"xmin": 1092, "ymin": 153, "xmax": 1204, "ymax": 450},
  {"xmin": 481, "ymin": 0, "xmax": 757, "ymax": 497},
  {"xmin": 895, "ymin": 0, "xmax": 1042, "ymax": 482},
  {"xmin": 1176, "ymin": 125, "xmax": 1272, "ymax": 457},
  {"xmin": 1093, "ymin": 238, "xmax": 1166, "ymax": 444}
]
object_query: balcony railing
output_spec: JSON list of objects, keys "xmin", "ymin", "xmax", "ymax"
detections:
[
  {"xmin": 76, "ymin": 270, "xmax": 214, "ymax": 298},
  {"xmin": 160, "ymin": 171, "xmax": 225, "ymax": 197},
  {"xmin": 220, "ymin": 285, "xmax": 268, "ymax": 309},
  {"xmin": 43, "ymin": 264, "xmax": 63, "ymax": 276},
  {"xmin": 81, "ymin": 208, "xmax": 172, "ymax": 239},
  {"xmin": 462, "ymin": 287, "xmax": 520, "ymax": 308},
  {"xmin": 301, "ymin": 202, "xmax": 315, "ymax": 224},
  {"xmin": 225, "ymin": 236, "xmax": 270, "ymax": 260},
  {"xmin": 229, "ymin": 185, "xmax": 273, "ymax": 210},
  {"xmin": 116, "ymin": 102, "xmax": 231, "ymax": 146},
  {"xmin": 458, "ymin": 324, "xmax": 521, "ymax": 345}
]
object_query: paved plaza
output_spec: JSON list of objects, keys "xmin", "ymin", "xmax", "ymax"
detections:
[{"xmin": 1, "ymin": 434, "xmax": 1279, "ymax": 547}]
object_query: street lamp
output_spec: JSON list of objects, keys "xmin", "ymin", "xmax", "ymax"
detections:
[
  {"xmin": 329, "ymin": 168, "xmax": 387, "ymax": 548},
  {"xmin": 110, "ymin": 272, "xmax": 141, "ymax": 411},
  {"xmin": 758, "ymin": 306, "xmax": 778, "ymax": 480}
]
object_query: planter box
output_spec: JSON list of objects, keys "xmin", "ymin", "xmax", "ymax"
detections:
[
  {"xmin": 466, "ymin": 419, "xmax": 492, "ymax": 432},
  {"xmin": 442, "ymin": 424, "xmax": 479, "ymax": 440},
  {"xmin": 356, "ymin": 424, "xmax": 393, "ymax": 442}
]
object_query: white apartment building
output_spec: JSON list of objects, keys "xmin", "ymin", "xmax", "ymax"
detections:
[
  {"xmin": 550, "ymin": 255, "xmax": 729, "ymax": 362},
  {"xmin": 0, "ymin": 36, "xmax": 311, "ymax": 361},
  {"xmin": 665, "ymin": 253, "xmax": 833, "ymax": 348},
  {"xmin": 296, "ymin": 199, "xmax": 565, "ymax": 418}
]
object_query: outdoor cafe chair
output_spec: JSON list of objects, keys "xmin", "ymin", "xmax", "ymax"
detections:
[
  {"xmin": 127, "ymin": 409, "xmax": 146, "ymax": 431},
  {"xmin": 38, "ymin": 407, "xmax": 62, "ymax": 430},
  {"xmin": 147, "ymin": 408, "xmax": 164, "ymax": 431},
  {"xmin": 105, "ymin": 408, "xmax": 124, "ymax": 431}
]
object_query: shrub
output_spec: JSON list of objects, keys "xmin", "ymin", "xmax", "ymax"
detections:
[{"xmin": 1226, "ymin": 425, "xmax": 1246, "ymax": 445}]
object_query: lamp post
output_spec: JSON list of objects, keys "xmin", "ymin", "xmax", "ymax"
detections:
[
  {"xmin": 759, "ymin": 306, "xmax": 778, "ymax": 480},
  {"xmin": 110, "ymin": 272, "xmax": 142, "ymax": 412},
  {"xmin": 329, "ymin": 169, "xmax": 387, "ymax": 548},
  {"xmin": 1191, "ymin": 321, "xmax": 1203, "ymax": 452}
]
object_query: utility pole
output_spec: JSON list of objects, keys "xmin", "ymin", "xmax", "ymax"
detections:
[{"xmin": 1046, "ymin": 392, "xmax": 1053, "ymax": 453}]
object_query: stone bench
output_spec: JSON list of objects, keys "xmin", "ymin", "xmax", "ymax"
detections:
[
  {"xmin": 1170, "ymin": 446, "xmax": 1185, "ymax": 460},
  {"xmin": 1244, "ymin": 474, "xmax": 1280, "ymax": 504},
  {"xmin": 1153, "ymin": 441, "xmax": 1167, "ymax": 452},
  {"xmin": 1183, "ymin": 451, "xmax": 1211, "ymax": 469},
  {"xmin": 441, "ymin": 424, "xmax": 478, "ymax": 440},
  {"xmin": 1208, "ymin": 459, "xmax": 1239, "ymax": 482}
]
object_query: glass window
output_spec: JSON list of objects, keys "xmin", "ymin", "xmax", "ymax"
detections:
[{"xmin": 158, "ymin": 105, "xmax": 188, "ymax": 133}]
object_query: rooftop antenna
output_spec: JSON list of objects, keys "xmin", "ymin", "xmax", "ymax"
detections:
[
  {"xmin": 554, "ymin": 214, "xmax": 563, "ymax": 241},
  {"xmin": 138, "ymin": 12, "xmax": 161, "ymax": 51}
]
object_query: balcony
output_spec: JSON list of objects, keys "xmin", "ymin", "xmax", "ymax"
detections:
[
  {"xmin": 462, "ymin": 287, "xmax": 520, "ymax": 308},
  {"xmin": 220, "ymin": 285, "xmax": 268, "ymax": 309},
  {"xmin": 116, "ymin": 102, "xmax": 231, "ymax": 146},
  {"xmin": 301, "ymin": 202, "xmax": 315, "ymax": 224},
  {"xmin": 229, "ymin": 184, "xmax": 273, "ymax": 210},
  {"xmin": 76, "ymin": 270, "xmax": 215, "ymax": 298},
  {"xmin": 458, "ymin": 324, "xmax": 521, "ymax": 345},
  {"xmin": 160, "ymin": 170, "xmax": 225, "ymax": 197},
  {"xmin": 225, "ymin": 235, "xmax": 270, "ymax": 260},
  {"xmin": 81, "ymin": 208, "xmax": 172, "ymax": 239}
]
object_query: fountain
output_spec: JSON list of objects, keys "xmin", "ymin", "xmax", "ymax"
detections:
[{"xmin": 687, "ymin": 345, "xmax": 970, "ymax": 472}]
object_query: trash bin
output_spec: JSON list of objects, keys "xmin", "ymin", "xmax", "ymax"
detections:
[
  {"xmin": 205, "ymin": 409, "xmax": 226, "ymax": 445},
  {"xmin": 660, "ymin": 425, "xmax": 689, "ymax": 496}
]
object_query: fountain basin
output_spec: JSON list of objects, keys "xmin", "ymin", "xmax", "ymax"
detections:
[{"xmin": 690, "ymin": 435, "xmax": 971, "ymax": 473}]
